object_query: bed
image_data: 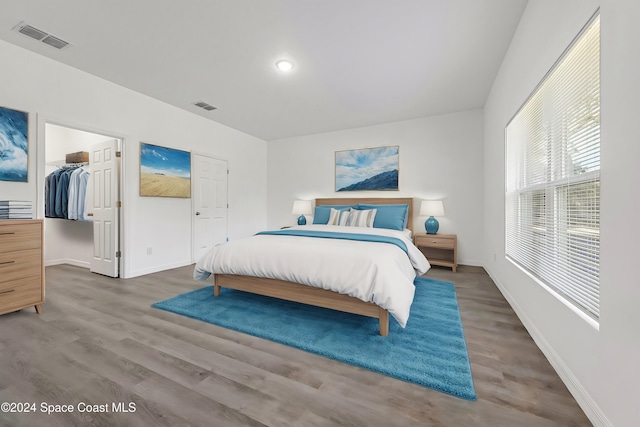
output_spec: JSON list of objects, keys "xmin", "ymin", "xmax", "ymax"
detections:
[{"xmin": 193, "ymin": 197, "xmax": 430, "ymax": 336}]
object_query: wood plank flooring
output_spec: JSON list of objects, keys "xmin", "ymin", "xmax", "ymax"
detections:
[{"xmin": 0, "ymin": 264, "xmax": 591, "ymax": 426}]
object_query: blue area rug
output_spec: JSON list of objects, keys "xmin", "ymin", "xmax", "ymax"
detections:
[{"xmin": 152, "ymin": 277, "xmax": 476, "ymax": 400}]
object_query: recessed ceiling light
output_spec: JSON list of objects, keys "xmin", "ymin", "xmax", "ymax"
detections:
[{"xmin": 276, "ymin": 60, "xmax": 294, "ymax": 72}]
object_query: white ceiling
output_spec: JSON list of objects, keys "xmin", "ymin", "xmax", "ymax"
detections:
[{"xmin": 0, "ymin": 1, "xmax": 527, "ymax": 141}]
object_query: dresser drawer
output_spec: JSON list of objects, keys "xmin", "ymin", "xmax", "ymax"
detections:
[
  {"xmin": 415, "ymin": 235, "xmax": 455, "ymax": 249},
  {"xmin": 0, "ymin": 248, "xmax": 42, "ymax": 286},
  {"xmin": 0, "ymin": 222, "xmax": 42, "ymax": 254},
  {"xmin": 0, "ymin": 276, "xmax": 42, "ymax": 314}
]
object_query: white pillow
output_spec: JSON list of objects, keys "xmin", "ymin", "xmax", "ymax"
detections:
[{"xmin": 345, "ymin": 208, "xmax": 377, "ymax": 228}]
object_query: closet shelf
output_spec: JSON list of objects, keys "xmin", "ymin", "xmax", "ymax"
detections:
[{"xmin": 46, "ymin": 160, "xmax": 89, "ymax": 168}]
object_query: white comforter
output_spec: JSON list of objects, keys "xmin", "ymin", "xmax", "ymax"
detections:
[{"xmin": 194, "ymin": 225, "xmax": 430, "ymax": 327}]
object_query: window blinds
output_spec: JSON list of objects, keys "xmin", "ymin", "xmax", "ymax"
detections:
[{"xmin": 505, "ymin": 14, "xmax": 600, "ymax": 321}]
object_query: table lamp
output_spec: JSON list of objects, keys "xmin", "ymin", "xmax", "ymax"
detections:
[
  {"xmin": 420, "ymin": 200, "xmax": 444, "ymax": 234},
  {"xmin": 292, "ymin": 200, "xmax": 312, "ymax": 225}
]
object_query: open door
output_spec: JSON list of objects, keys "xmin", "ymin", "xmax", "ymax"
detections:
[
  {"xmin": 192, "ymin": 154, "xmax": 228, "ymax": 262},
  {"xmin": 90, "ymin": 139, "xmax": 119, "ymax": 277}
]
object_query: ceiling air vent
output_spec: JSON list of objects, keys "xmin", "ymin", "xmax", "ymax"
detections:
[
  {"xmin": 17, "ymin": 23, "xmax": 48, "ymax": 41},
  {"xmin": 194, "ymin": 101, "xmax": 217, "ymax": 111},
  {"xmin": 13, "ymin": 21, "xmax": 71, "ymax": 50},
  {"xmin": 42, "ymin": 35, "xmax": 69, "ymax": 50}
]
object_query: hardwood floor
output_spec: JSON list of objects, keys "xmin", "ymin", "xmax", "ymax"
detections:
[{"xmin": 0, "ymin": 264, "xmax": 591, "ymax": 426}]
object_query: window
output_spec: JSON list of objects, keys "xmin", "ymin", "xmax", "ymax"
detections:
[{"xmin": 505, "ymin": 13, "xmax": 600, "ymax": 321}]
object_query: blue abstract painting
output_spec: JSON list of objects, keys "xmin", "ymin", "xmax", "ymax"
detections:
[
  {"xmin": 140, "ymin": 142, "xmax": 191, "ymax": 198},
  {"xmin": 0, "ymin": 106, "xmax": 28, "ymax": 182},
  {"xmin": 335, "ymin": 146, "xmax": 399, "ymax": 191}
]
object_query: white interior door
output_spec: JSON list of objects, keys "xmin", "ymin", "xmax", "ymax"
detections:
[
  {"xmin": 90, "ymin": 139, "xmax": 119, "ymax": 277},
  {"xmin": 192, "ymin": 154, "xmax": 228, "ymax": 262}
]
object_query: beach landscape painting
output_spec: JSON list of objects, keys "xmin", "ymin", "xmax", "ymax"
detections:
[
  {"xmin": 140, "ymin": 142, "xmax": 191, "ymax": 198},
  {"xmin": 335, "ymin": 146, "xmax": 399, "ymax": 191},
  {"xmin": 0, "ymin": 106, "xmax": 28, "ymax": 182}
]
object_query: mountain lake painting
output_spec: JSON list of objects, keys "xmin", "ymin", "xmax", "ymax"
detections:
[
  {"xmin": 140, "ymin": 142, "xmax": 191, "ymax": 198},
  {"xmin": 335, "ymin": 146, "xmax": 399, "ymax": 191},
  {"xmin": 0, "ymin": 106, "xmax": 28, "ymax": 182}
]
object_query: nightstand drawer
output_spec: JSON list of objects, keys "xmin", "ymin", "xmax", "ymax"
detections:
[
  {"xmin": 0, "ymin": 222, "xmax": 42, "ymax": 254},
  {"xmin": 415, "ymin": 235, "xmax": 454, "ymax": 249}
]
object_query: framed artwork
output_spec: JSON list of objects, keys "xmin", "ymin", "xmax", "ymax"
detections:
[
  {"xmin": 0, "ymin": 106, "xmax": 28, "ymax": 182},
  {"xmin": 335, "ymin": 146, "xmax": 399, "ymax": 191},
  {"xmin": 140, "ymin": 142, "xmax": 191, "ymax": 198}
]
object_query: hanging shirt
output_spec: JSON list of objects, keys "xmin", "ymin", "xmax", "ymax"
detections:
[
  {"xmin": 46, "ymin": 169, "xmax": 65, "ymax": 218},
  {"xmin": 76, "ymin": 168, "xmax": 90, "ymax": 220},
  {"xmin": 54, "ymin": 167, "xmax": 77, "ymax": 219},
  {"xmin": 67, "ymin": 167, "xmax": 84, "ymax": 220}
]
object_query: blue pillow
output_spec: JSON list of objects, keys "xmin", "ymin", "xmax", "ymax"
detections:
[
  {"xmin": 356, "ymin": 204, "xmax": 409, "ymax": 231},
  {"xmin": 312, "ymin": 205, "xmax": 353, "ymax": 224}
]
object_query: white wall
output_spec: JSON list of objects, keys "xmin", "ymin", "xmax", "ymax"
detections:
[
  {"xmin": 268, "ymin": 110, "xmax": 484, "ymax": 266},
  {"xmin": 44, "ymin": 124, "xmax": 113, "ymax": 268},
  {"xmin": 484, "ymin": 1, "xmax": 640, "ymax": 426},
  {"xmin": 0, "ymin": 39, "xmax": 268, "ymax": 278}
]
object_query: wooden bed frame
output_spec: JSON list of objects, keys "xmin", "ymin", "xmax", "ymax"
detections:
[{"xmin": 213, "ymin": 197, "xmax": 414, "ymax": 336}]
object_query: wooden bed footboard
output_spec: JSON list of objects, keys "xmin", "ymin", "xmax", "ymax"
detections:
[{"xmin": 214, "ymin": 274, "xmax": 389, "ymax": 336}]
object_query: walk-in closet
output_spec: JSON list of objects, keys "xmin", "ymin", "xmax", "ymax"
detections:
[{"xmin": 44, "ymin": 123, "xmax": 122, "ymax": 277}]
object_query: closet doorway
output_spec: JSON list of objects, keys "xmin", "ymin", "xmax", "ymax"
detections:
[{"xmin": 43, "ymin": 123, "xmax": 123, "ymax": 278}]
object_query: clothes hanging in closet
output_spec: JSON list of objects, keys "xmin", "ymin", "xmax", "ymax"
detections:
[
  {"xmin": 68, "ymin": 167, "xmax": 90, "ymax": 220},
  {"xmin": 45, "ymin": 165, "xmax": 90, "ymax": 220}
]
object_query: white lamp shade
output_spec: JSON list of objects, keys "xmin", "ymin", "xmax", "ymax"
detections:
[
  {"xmin": 420, "ymin": 200, "xmax": 444, "ymax": 217},
  {"xmin": 292, "ymin": 200, "xmax": 313, "ymax": 215}
]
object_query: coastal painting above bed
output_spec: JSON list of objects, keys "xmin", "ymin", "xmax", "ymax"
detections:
[{"xmin": 335, "ymin": 146, "xmax": 399, "ymax": 192}]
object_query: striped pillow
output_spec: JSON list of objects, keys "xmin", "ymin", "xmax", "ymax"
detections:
[
  {"xmin": 327, "ymin": 208, "xmax": 350, "ymax": 226},
  {"xmin": 345, "ymin": 208, "xmax": 377, "ymax": 228}
]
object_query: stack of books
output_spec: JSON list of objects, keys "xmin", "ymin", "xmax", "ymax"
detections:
[{"xmin": 0, "ymin": 200, "xmax": 33, "ymax": 219}]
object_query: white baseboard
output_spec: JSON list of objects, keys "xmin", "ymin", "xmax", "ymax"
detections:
[
  {"xmin": 47, "ymin": 259, "xmax": 193, "ymax": 280},
  {"xmin": 45, "ymin": 259, "xmax": 90, "ymax": 269},
  {"xmin": 125, "ymin": 260, "xmax": 192, "ymax": 279},
  {"xmin": 484, "ymin": 266, "xmax": 612, "ymax": 427},
  {"xmin": 458, "ymin": 258, "xmax": 483, "ymax": 267}
]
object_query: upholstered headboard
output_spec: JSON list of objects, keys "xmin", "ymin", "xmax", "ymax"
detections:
[{"xmin": 314, "ymin": 197, "xmax": 414, "ymax": 233}]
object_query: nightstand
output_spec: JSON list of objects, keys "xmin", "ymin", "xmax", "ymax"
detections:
[{"xmin": 414, "ymin": 233, "xmax": 457, "ymax": 272}]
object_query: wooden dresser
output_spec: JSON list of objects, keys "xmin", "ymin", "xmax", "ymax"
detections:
[{"xmin": 0, "ymin": 220, "xmax": 44, "ymax": 315}]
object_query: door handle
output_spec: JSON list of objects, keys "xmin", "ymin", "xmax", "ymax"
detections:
[{"xmin": 196, "ymin": 212, "xmax": 201, "ymax": 215}]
